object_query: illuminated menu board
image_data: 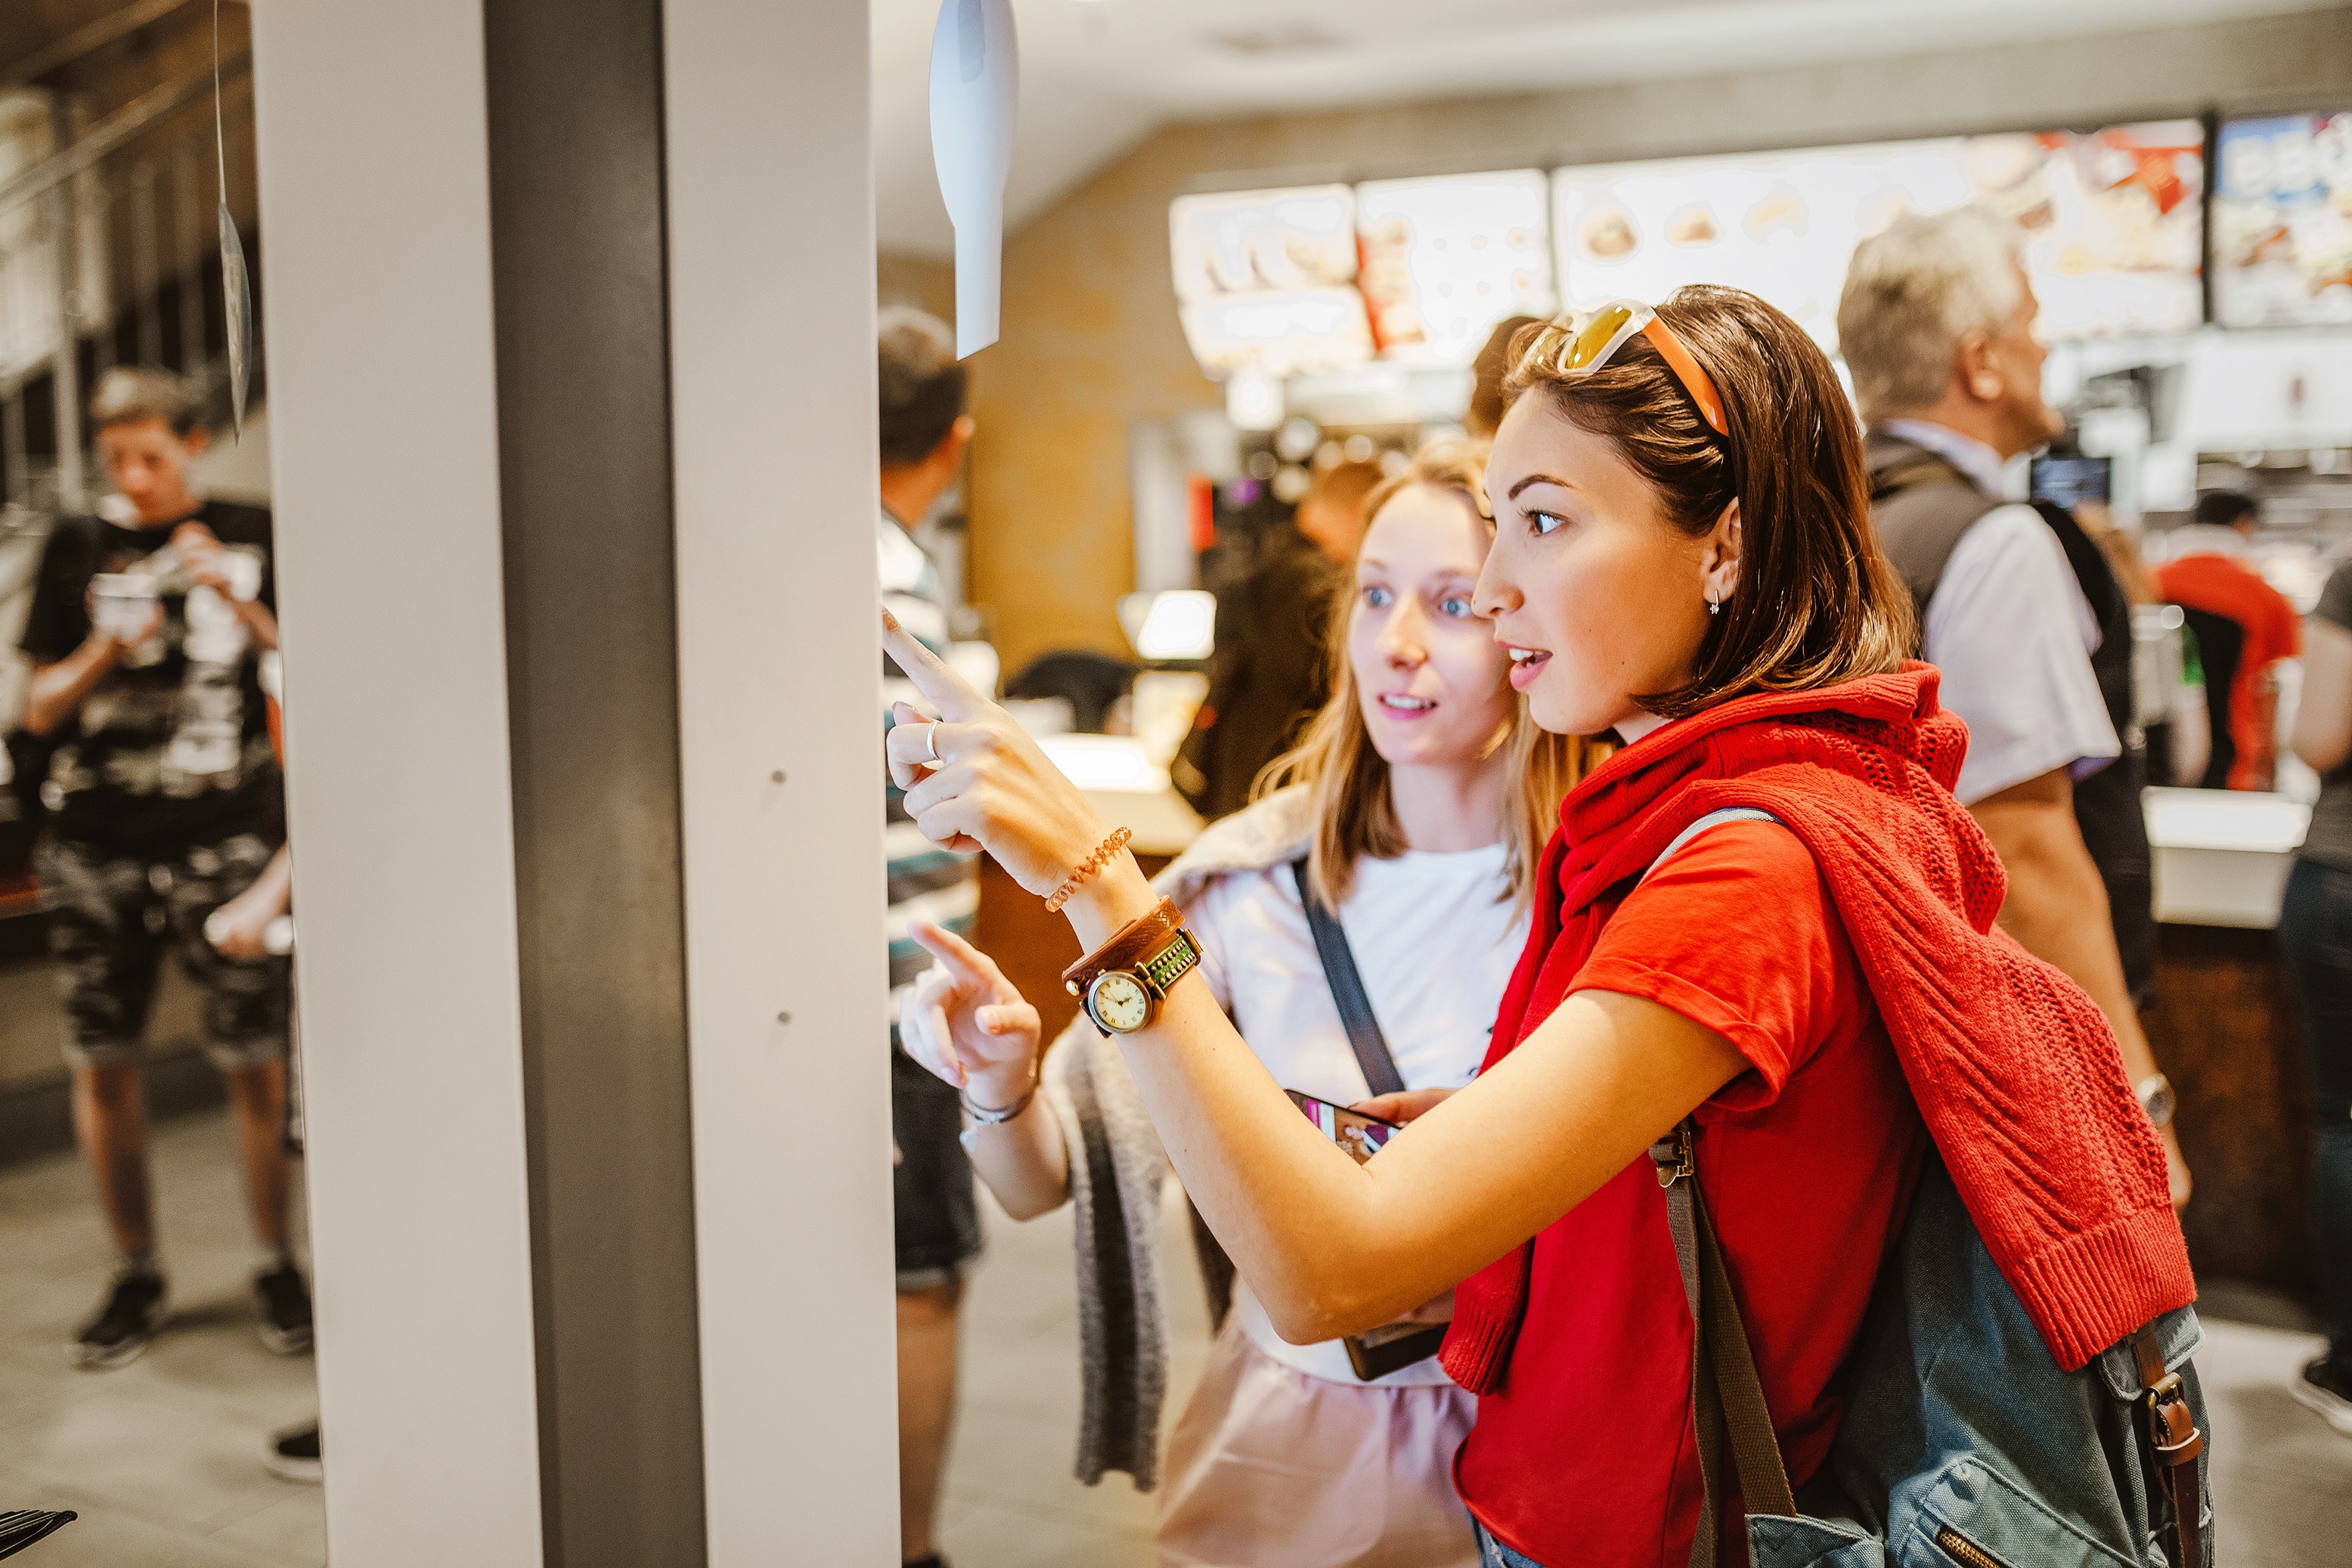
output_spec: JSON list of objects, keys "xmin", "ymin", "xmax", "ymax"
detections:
[
  {"xmin": 1167, "ymin": 121, "xmax": 2214, "ymax": 385},
  {"xmin": 1169, "ymin": 184, "xmax": 1374, "ymax": 378},
  {"xmin": 1551, "ymin": 122, "xmax": 2205, "ymax": 350},
  {"xmin": 1354, "ymin": 170, "xmax": 1557, "ymax": 366},
  {"xmin": 2213, "ymin": 111, "xmax": 2352, "ymax": 328}
]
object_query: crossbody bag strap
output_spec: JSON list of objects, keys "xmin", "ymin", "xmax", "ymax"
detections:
[
  {"xmin": 1291, "ymin": 859, "xmax": 1405, "ymax": 1099},
  {"xmin": 1635, "ymin": 809, "xmax": 1796, "ymax": 1567}
]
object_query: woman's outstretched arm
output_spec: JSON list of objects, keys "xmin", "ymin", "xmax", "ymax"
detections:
[
  {"xmin": 881, "ymin": 609, "xmax": 1747, "ymax": 1340},
  {"xmin": 898, "ymin": 922, "xmax": 1071, "ymax": 1219}
]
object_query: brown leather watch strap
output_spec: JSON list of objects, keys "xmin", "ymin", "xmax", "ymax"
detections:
[{"xmin": 1061, "ymin": 897, "xmax": 1185, "ymax": 996}]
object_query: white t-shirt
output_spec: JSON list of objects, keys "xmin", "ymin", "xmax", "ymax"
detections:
[
  {"xmin": 1925, "ymin": 505, "xmax": 2121, "ymax": 804},
  {"xmin": 1185, "ymin": 841, "xmax": 1526, "ymax": 1387},
  {"xmin": 1877, "ymin": 421, "xmax": 2121, "ymax": 805}
]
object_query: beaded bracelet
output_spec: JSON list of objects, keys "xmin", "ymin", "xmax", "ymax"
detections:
[{"xmin": 1044, "ymin": 826, "xmax": 1132, "ymax": 913}]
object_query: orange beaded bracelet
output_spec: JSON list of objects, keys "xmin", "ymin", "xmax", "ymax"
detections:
[{"xmin": 1044, "ymin": 826, "xmax": 1133, "ymax": 913}]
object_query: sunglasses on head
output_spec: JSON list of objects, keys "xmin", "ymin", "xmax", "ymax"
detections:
[{"xmin": 1520, "ymin": 299, "xmax": 1729, "ymax": 438}]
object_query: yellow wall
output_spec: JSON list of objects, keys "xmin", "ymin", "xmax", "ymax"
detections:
[
  {"xmin": 878, "ymin": 251, "xmax": 956, "ymax": 322},
  {"xmin": 956, "ymin": 6, "xmax": 2352, "ymax": 678}
]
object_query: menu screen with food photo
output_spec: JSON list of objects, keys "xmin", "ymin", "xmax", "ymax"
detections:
[
  {"xmin": 1170, "ymin": 183, "xmax": 1377, "ymax": 378},
  {"xmin": 2015, "ymin": 122, "xmax": 2207, "ymax": 339},
  {"xmin": 1550, "ymin": 123, "xmax": 2205, "ymax": 349},
  {"xmin": 2213, "ymin": 110, "xmax": 2352, "ymax": 328},
  {"xmin": 1354, "ymin": 169, "xmax": 1557, "ymax": 366}
]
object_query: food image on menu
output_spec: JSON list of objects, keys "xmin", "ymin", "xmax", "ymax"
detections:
[
  {"xmin": 1178, "ymin": 287, "xmax": 1376, "ymax": 379},
  {"xmin": 1963, "ymin": 134, "xmax": 2046, "ymax": 224},
  {"xmin": 1353, "ymin": 170, "xmax": 1557, "ymax": 365},
  {"xmin": 2022, "ymin": 122, "xmax": 2205, "ymax": 334},
  {"xmin": 1170, "ymin": 183, "xmax": 1374, "ymax": 378},
  {"xmin": 1168, "ymin": 184, "xmax": 1359, "ymax": 301},
  {"xmin": 1552, "ymin": 122, "xmax": 2202, "ymax": 348},
  {"xmin": 1578, "ymin": 204, "xmax": 1641, "ymax": 262},
  {"xmin": 1665, "ymin": 203, "xmax": 1721, "ymax": 246},
  {"xmin": 1743, "ymin": 182, "xmax": 1810, "ymax": 242},
  {"xmin": 1356, "ymin": 213, "xmax": 1426, "ymax": 352},
  {"xmin": 2214, "ymin": 111, "xmax": 2352, "ymax": 327},
  {"xmin": 1855, "ymin": 186, "xmax": 1914, "ymax": 240}
]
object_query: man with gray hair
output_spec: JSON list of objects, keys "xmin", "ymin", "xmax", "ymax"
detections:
[{"xmin": 1839, "ymin": 206, "xmax": 2188, "ymax": 1207}]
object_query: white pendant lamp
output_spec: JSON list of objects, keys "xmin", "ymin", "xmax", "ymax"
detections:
[{"xmin": 928, "ymin": 0, "xmax": 1019, "ymax": 358}]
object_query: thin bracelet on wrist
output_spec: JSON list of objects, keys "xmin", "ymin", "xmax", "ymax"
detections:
[{"xmin": 961, "ymin": 1050, "xmax": 1042, "ymax": 1126}]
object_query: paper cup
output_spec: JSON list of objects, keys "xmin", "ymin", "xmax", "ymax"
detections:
[
  {"xmin": 90, "ymin": 575, "xmax": 158, "ymax": 641},
  {"xmin": 221, "ymin": 549, "xmax": 264, "ymax": 603}
]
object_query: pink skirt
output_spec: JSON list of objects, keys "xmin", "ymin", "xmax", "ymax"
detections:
[{"xmin": 1156, "ymin": 1318, "xmax": 1480, "ymax": 1568}]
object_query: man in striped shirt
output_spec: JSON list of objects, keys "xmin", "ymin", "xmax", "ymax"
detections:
[{"xmin": 877, "ymin": 307, "xmax": 983, "ymax": 1568}]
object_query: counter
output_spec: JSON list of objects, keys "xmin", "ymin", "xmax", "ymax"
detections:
[
  {"xmin": 2140, "ymin": 786, "xmax": 2319, "ymax": 1301},
  {"xmin": 2145, "ymin": 786, "xmax": 2309, "ymax": 928}
]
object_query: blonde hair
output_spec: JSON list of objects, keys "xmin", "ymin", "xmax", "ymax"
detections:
[
  {"xmin": 1254, "ymin": 436, "xmax": 1606, "ymax": 913},
  {"xmin": 1836, "ymin": 205, "xmax": 2027, "ymax": 420}
]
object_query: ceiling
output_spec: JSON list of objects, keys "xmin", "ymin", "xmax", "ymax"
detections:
[{"xmin": 872, "ymin": 0, "xmax": 2339, "ymax": 256}]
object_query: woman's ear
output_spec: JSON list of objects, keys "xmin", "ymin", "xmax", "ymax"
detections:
[{"xmin": 1701, "ymin": 499, "xmax": 1743, "ymax": 608}]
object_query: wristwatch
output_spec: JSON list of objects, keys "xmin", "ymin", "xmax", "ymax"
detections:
[
  {"xmin": 1061, "ymin": 897, "xmax": 1203, "ymax": 1036},
  {"xmin": 2137, "ymin": 1073, "xmax": 2177, "ymax": 1131}
]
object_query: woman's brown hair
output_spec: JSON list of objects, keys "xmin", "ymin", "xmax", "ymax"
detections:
[
  {"xmin": 1254, "ymin": 438, "xmax": 1606, "ymax": 912},
  {"xmin": 1505, "ymin": 285, "xmax": 1914, "ymax": 718}
]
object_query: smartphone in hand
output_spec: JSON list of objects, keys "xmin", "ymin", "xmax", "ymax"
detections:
[
  {"xmin": 1284, "ymin": 1088, "xmax": 1446, "ymax": 1380},
  {"xmin": 1284, "ymin": 1089, "xmax": 1399, "ymax": 1166}
]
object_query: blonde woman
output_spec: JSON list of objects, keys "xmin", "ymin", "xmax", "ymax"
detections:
[{"xmin": 899, "ymin": 440, "xmax": 1596, "ymax": 1567}]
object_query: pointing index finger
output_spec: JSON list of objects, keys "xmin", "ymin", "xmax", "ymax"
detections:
[
  {"xmin": 910, "ymin": 920, "xmax": 994, "ymax": 987},
  {"xmin": 881, "ymin": 606, "xmax": 986, "ymax": 722}
]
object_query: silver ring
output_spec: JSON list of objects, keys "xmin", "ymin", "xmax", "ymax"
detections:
[{"xmin": 921, "ymin": 721, "xmax": 941, "ymax": 765}]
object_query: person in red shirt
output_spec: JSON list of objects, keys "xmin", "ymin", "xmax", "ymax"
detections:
[
  {"xmin": 2155, "ymin": 490, "xmax": 2303, "ymax": 790},
  {"xmin": 879, "ymin": 287, "xmax": 2189, "ymax": 1568}
]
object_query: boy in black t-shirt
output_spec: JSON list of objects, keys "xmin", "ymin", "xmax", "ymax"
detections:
[{"xmin": 20, "ymin": 367, "xmax": 308, "ymax": 1369}]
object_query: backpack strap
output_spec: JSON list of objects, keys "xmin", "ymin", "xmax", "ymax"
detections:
[
  {"xmin": 1291, "ymin": 859, "xmax": 1405, "ymax": 1099},
  {"xmin": 1864, "ymin": 448, "xmax": 1969, "ymax": 504},
  {"xmin": 1650, "ymin": 1123, "xmax": 1796, "ymax": 1568},
  {"xmin": 2133, "ymin": 1329, "xmax": 2207, "ymax": 1568},
  {"xmin": 1637, "ymin": 810, "xmax": 1796, "ymax": 1566},
  {"xmin": 1644, "ymin": 807, "xmax": 1780, "ymax": 880},
  {"xmin": 1640, "ymin": 809, "xmax": 2205, "ymax": 1568}
]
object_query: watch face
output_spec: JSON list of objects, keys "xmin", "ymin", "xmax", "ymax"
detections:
[
  {"xmin": 1088, "ymin": 971, "xmax": 1153, "ymax": 1033},
  {"xmin": 2143, "ymin": 1082, "xmax": 2177, "ymax": 1129}
]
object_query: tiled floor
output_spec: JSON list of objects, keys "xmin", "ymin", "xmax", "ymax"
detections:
[
  {"xmin": 0, "ymin": 1111, "xmax": 324, "ymax": 1567},
  {"xmin": 2, "ymin": 1109, "xmax": 2347, "ymax": 1566},
  {"xmin": 935, "ymin": 1173, "xmax": 1215, "ymax": 1567}
]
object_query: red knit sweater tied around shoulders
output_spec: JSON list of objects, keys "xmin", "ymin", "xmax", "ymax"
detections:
[{"xmin": 1439, "ymin": 662, "xmax": 2194, "ymax": 1394}]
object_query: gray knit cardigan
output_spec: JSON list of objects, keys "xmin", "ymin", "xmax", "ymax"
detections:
[{"xmin": 1041, "ymin": 785, "xmax": 1315, "ymax": 1492}]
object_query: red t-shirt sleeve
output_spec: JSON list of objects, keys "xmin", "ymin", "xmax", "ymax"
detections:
[{"xmin": 1571, "ymin": 821, "xmax": 1864, "ymax": 1114}]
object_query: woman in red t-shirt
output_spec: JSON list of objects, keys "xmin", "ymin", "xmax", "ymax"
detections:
[{"xmin": 878, "ymin": 286, "xmax": 2189, "ymax": 1568}]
